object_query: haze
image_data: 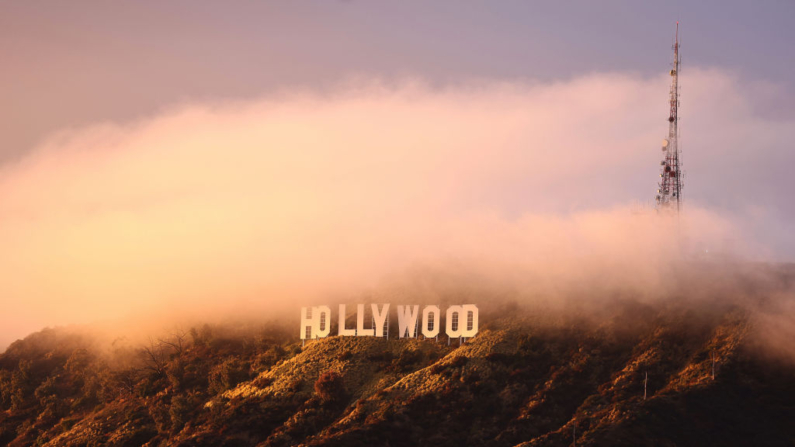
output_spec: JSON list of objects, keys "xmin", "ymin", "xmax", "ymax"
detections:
[{"xmin": 1, "ymin": 2, "xmax": 794, "ymax": 350}]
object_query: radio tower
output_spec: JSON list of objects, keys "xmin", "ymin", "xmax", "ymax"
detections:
[{"xmin": 655, "ymin": 22, "xmax": 683, "ymax": 212}]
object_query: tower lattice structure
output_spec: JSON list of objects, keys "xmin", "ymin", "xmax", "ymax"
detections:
[{"xmin": 656, "ymin": 22, "xmax": 683, "ymax": 211}]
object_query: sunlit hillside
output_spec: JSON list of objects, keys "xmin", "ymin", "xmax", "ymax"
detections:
[{"xmin": 2, "ymin": 263, "xmax": 794, "ymax": 446}]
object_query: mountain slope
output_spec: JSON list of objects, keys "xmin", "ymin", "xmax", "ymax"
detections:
[{"xmin": 1, "ymin": 295, "xmax": 795, "ymax": 446}]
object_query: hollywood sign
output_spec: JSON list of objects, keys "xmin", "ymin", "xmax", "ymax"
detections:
[{"xmin": 300, "ymin": 304, "xmax": 478, "ymax": 340}]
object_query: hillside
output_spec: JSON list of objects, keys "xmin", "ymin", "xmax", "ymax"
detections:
[{"xmin": 2, "ymin": 267, "xmax": 795, "ymax": 446}]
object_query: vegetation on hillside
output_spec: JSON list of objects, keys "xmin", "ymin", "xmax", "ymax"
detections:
[{"xmin": 2, "ymin": 264, "xmax": 795, "ymax": 446}]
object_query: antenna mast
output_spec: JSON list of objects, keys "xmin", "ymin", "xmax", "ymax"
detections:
[{"xmin": 655, "ymin": 22, "xmax": 683, "ymax": 212}]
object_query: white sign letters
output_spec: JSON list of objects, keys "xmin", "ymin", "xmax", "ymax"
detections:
[{"xmin": 300, "ymin": 304, "xmax": 479, "ymax": 340}]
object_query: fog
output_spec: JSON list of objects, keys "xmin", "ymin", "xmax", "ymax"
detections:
[{"xmin": 1, "ymin": 69, "xmax": 793, "ymax": 350}]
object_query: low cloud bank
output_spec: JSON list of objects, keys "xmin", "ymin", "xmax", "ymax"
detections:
[{"xmin": 1, "ymin": 69, "xmax": 792, "ymax": 349}]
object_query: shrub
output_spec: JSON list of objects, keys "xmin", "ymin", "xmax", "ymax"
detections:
[
  {"xmin": 389, "ymin": 349, "xmax": 423, "ymax": 373},
  {"xmin": 450, "ymin": 356, "xmax": 468, "ymax": 368},
  {"xmin": 209, "ymin": 358, "xmax": 250, "ymax": 395},
  {"xmin": 314, "ymin": 371, "xmax": 345, "ymax": 403},
  {"xmin": 169, "ymin": 395, "xmax": 192, "ymax": 432},
  {"xmin": 253, "ymin": 346, "xmax": 286, "ymax": 372},
  {"xmin": 149, "ymin": 398, "xmax": 171, "ymax": 434},
  {"xmin": 166, "ymin": 359, "xmax": 185, "ymax": 391}
]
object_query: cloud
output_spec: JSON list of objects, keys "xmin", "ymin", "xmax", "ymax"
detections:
[{"xmin": 0, "ymin": 69, "xmax": 791, "ymax": 349}]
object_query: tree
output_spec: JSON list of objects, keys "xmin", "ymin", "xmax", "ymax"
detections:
[
  {"xmin": 140, "ymin": 338, "xmax": 168, "ymax": 377},
  {"xmin": 158, "ymin": 328, "xmax": 189, "ymax": 357}
]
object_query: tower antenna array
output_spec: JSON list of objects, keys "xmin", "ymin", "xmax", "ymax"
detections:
[{"xmin": 655, "ymin": 22, "xmax": 683, "ymax": 211}]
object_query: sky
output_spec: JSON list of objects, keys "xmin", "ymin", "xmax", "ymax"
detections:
[
  {"xmin": 2, "ymin": 1, "xmax": 794, "ymax": 163},
  {"xmin": 1, "ymin": 2, "xmax": 794, "ymax": 349}
]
